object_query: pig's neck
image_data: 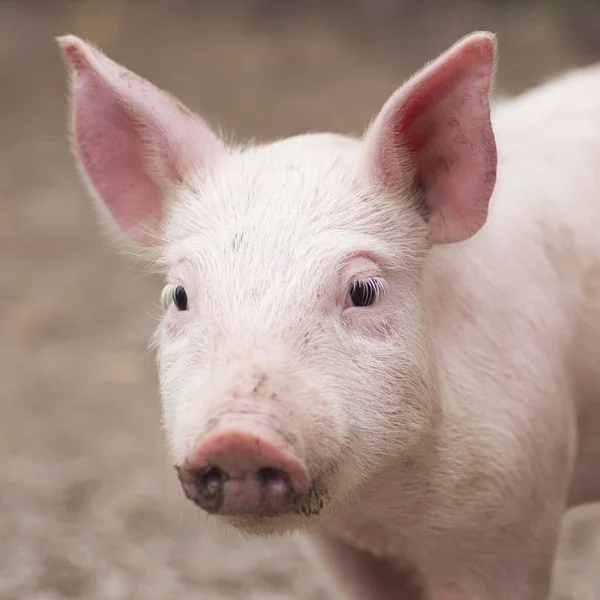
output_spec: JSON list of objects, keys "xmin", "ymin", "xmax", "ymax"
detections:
[
  {"xmin": 322, "ymin": 242, "xmax": 497, "ymax": 562},
  {"xmin": 322, "ymin": 394, "xmax": 469, "ymax": 564}
]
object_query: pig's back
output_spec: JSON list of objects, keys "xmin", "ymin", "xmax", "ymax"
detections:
[
  {"xmin": 447, "ymin": 63, "xmax": 600, "ymax": 506},
  {"xmin": 490, "ymin": 62, "xmax": 600, "ymax": 389},
  {"xmin": 491, "ymin": 63, "xmax": 600, "ymax": 230},
  {"xmin": 498, "ymin": 63, "xmax": 600, "ymax": 506}
]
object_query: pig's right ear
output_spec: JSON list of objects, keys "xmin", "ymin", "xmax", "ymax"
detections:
[
  {"xmin": 362, "ymin": 32, "xmax": 497, "ymax": 245},
  {"xmin": 57, "ymin": 35, "xmax": 225, "ymax": 246}
]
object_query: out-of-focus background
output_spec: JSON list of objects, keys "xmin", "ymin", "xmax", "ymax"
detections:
[{"xmin": 2, "ymin": 1, "xmax": 600, "ymax": 598}]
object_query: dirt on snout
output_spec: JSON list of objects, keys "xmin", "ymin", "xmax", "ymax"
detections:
[{"xmin": 2, "ymin": 1, "xmax": 600, "ymax": 599}]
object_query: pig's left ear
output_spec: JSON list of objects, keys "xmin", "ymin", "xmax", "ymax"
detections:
[
  {"xmin": 58, "ymin": 35, "xmax": 225, "ymax": 246},
  {"xmin": 362, "ymin": 32, "xmax": 497, "ymax": 244}
]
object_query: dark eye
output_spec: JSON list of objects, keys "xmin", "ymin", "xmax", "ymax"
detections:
[
  {"xmin": 349, "ymin": 280, "xmax": 377, "ymax": 307},
  {"xmin": 173, "ymin": 286, "xmax": 188, "ymax": 311}
]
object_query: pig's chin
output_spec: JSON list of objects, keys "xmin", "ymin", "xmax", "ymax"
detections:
[
  {"xmin": 199, "ymin": 482, "xmax": 330, "ymax": 537},
  {"xmin": 221, "ymin": 512, "xmax": 315, "ymax": 537}
]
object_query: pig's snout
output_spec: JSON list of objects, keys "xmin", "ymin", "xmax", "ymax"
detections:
[{"xmin": 176, "ymin": 429, "xmax": 310, "ymax": 517}]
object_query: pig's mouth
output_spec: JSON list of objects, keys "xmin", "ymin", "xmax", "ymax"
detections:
[{"xmin": 175, "ymin": 464, "xmax": 328, "ymax": 520}]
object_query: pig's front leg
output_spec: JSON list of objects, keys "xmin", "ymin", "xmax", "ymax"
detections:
[
  {"xmin": 426, "ymin": 561, "xmax": 553, "ymax": 600},
  {"xmin": 423, "ymin": 518, "xmax": 562, "ymax": 600},
  {"xmin": 308, "ymin": 530, "xmax": 424, "ymax": 600}
]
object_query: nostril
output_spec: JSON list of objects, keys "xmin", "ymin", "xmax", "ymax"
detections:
[
  {"xmin": 200, "ymin": 466, "xmax": 228, "ymax": 498},
  {"xmin": 180, "ymin": 431, "xmax": 310, "ymax": 516},
  {"xmin": 256, "ymin": 467, "xmax": 292, "ymax": 497}
]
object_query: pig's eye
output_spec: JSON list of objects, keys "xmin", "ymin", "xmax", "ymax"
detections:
[
  {"xmin": 161, "ymin": 284, "xmax": 188, "ymax": 311},
  {"xmin": 347, "ymin": 278, "xmax": 387, "ymax": 308},
  {"xmin": 173, "ymin": 286, "xmax": 188, "ymax": 311}
]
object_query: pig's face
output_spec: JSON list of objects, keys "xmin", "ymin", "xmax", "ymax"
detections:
[
  {"xmin": 154, "ymin": 134, "xmax": 437, "ymax": 532},
  {"xmin": 59, "ymin": 32, "xmax": 496, "ymax": 533}
]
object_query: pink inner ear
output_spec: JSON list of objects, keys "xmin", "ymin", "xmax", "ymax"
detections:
[
  {"xmin": 59, "ymin": 36, "xmax": 225, "ymax": 245},
  {"xmin": 71, "ymin": 66, "xmax": 164, "ymax": 240},
  {"xmin": 366, "ymin": 33, "xmax": 497, "ymax": 245},
  {"xmin": 395, "ymin": 68, "xmax": 469, "ymax": 155}
]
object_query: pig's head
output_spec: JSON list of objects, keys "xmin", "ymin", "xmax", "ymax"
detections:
[{"xmin": 58, "ymin": 32, "xmax": 497, "ymax": 534}]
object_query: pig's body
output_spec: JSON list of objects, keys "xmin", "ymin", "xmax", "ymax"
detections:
[
  {"xmin": 59, "ymin": 32, "xmax": 600, "ymax": 599},
  {"xmin": 310, "ymin": 66, "xmax": 600, "ymax": 598}
]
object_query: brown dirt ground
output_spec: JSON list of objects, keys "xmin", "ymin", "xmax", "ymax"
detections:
[{"xmin": 1, "ymin": 1, "xmax": 600, "ymax": 598}]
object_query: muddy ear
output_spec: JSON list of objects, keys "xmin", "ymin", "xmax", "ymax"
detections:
[
  {"xmin": 363, "ymin": 32, "xmax": 497, "ymax": 244},
  {"xmin": 58, "ymin": 35, "xmax": 225, "ymax": 245}
]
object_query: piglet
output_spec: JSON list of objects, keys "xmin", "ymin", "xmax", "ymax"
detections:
[{"xmin": 58, "ymin": 31, "xmax": 600, "ymax": 599}]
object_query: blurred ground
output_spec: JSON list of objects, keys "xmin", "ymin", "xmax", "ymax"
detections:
[{"xmin": 1, "ymin": 1, "xmax": 600, "ymax": 598}]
